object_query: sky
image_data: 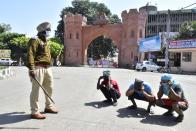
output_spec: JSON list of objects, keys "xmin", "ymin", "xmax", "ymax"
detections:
[{"xmin": 0, "ymin": 0, "xmax": 195, "ymax": 37}]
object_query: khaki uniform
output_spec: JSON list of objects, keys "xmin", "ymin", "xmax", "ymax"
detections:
[{"xmin": 27, "ymin": 38, "xmax": 54, "ymax": 114}]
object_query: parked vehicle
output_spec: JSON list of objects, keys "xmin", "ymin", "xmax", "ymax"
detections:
[
  {"xmin": 0, "ymin": 58, "xmax": 18, "ymax": 66},
  {"xmin": 136, "ymin": 61, "xmax": 162, "ymax": 72}
]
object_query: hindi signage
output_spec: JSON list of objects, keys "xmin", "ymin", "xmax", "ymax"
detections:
[{"xmin": 169, "ymin": 39, "xmax": 196, "ymax": 49}]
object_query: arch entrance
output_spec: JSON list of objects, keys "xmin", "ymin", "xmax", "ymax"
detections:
[
  {"xmin": 87, "ymin": 35, "xmax": 119, "ymax": 67},
  {"xmin": 63, "ymin": 9, "xmax": 147, "ymax": 67}
]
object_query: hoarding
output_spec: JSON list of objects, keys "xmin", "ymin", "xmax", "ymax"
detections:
[
  {"xmin": 139, "ymin": 36, "xmax": 161, "ymax": 52},
  {"xmin": 169, "ymin": 39, "xmax": 196, "ymax": 49}
]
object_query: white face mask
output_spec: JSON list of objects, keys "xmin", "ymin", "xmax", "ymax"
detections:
[
  {"xmin": 45, "ymin": 31, "xmax": 51, "ymax": 37},
  {"xmin": 162, "ymin": 83, "xmax": 170, "ymax": 96}
]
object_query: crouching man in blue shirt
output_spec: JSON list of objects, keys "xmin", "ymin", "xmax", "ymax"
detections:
[{"xmin": 126, "ymin": 79, "xmax": 156, "ymax": 114}]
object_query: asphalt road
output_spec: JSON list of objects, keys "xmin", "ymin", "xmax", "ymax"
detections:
[{"xmin": 0, "ymin": 67, "xmax": 196, "ymax": 131}]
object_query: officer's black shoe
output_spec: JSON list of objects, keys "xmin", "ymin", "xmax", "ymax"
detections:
[{"xmin": 175, "ymin": 115, "xmax": 184, "ymax": 122}]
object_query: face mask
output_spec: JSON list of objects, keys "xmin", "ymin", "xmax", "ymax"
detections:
[
  {"xmin": 162, "ymin": 83, "xmax": 170, "ymax": 96},
  {"xmin": 45, "ymin": 31, "xmax": 50, "ymax": 37},
  {"xmin": 104, "ymin": 76, "xmax": 109, "ymax": 81}
]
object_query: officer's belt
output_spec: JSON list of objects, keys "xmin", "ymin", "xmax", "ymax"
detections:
[{"xmin": 35, "ymin": 63, "xmax": 50, "ymax": 68}]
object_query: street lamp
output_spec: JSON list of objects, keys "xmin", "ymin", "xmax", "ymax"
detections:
[{"xmin": 165, "ymin": 9, "xmax": 170, "ymax": 69}]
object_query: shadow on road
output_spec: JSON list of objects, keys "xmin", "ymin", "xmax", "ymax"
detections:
[
  {"xmin": 116, "ymin": 107, "xmax": 149, "ymax": 118},
  {"xmin": 140, "ymin": 115, "xmax": 179, "ymax": 126},
  {"xmin": 85, "ymin": 101, "xmax": 112, "ymax": 108},
  {"xmin": 116, "ymin": 107, "xmax": 179, "ymax": 126},
  {"xmin": 0, "ymin": 112, "xmax": 30, "ymax": 125}
]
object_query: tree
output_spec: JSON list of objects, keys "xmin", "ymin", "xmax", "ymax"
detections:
[
  {"xmin": 191, "ymin": 21, "xmax": 196, "ymax": 38},
  {"xmin": 0, "ymin": 32, "xmax": 24, "ymax": 49},
  {"xmin": 48, "ymin": 39, "xmax": 63, "ymax": 66},
  {"xmin": 87, "ymin": 36, "xmax": 117, "ymax": 60},
  {"xmin": 0, "ymin": 42, "xmax": 8, "ymax": 49},
  {"xmin": 178, "ymin": 21, "xmax": 196, "ymax": 39},
  {"xmin": 0, "ymin": 23, "xmax": 11, "ymax": 34},
  {"xmin": 10, "ymin": 36, "xmax": 29, "ymax": 62},
  {"xmin": 110, "ymin": 14, "xmax": 121, "ymax": 24},
  {"xmin": 0, "ymin": 32, "xmax": 26, "ymax": 61}
]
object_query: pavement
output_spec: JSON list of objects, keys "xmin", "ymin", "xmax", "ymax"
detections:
[
  {"xmin": 0, "ymin": 67, "xmax": 13, "ymax": 79},
  {"xmin": 0, "ymin": 67, "xmax": 196, "ymax": 131}
]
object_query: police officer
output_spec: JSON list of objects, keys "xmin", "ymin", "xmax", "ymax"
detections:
[{"xmin": 27, "ymin": 22, "xmax": 58, "ymax": 119}]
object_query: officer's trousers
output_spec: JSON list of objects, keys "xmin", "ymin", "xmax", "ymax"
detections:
[{"xmin": 30, "ymin": 66, "xmax": 54, "ymax": 114}]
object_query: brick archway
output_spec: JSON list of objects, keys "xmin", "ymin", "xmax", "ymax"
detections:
[
  {"xmin": 82, "ymin": 24, "xmax": 122, "ymax": 64},
  {"xmin": 63, "ymin": 9, "xmax": 147, "ymax": 67}
]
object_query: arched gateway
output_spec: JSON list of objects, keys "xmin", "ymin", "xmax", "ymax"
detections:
[{"xmin": 63, "ymin": 9, "xmax": 147, "ymax": 67}]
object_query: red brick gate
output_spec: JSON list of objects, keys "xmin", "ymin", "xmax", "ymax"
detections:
[{"xmin": 63, "ymin": 9, "xmax": 147, "ymax": 67}]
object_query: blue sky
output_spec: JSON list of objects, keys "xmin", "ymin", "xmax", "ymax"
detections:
[{"xmin": 0, "ymin": 0, "xmax": 195, "ymax": 37}]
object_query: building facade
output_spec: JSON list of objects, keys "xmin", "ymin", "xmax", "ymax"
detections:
[
  {"xmin": 140, "ymin": 5, "xmax": 196, "ymax": 37},
  {"xmin": 169, "ymin": 39, "xmax": 196, "ymax": 72},
  {"xmin": 138, "ymin": 5, "xmax": 196, "ymax": 70}
]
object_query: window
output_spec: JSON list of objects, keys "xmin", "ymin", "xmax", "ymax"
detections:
[
  {"xmin": 76, "ymin": 33, "xmax": 79, "ymax": 39},
  {"xmin": 139, "ymin": 29, "xmax": 142, "ymax": 38},
  {"xmin": 131, "ymin": 52, "xmax": 133, "ymax": 59},
  {"xmin": 182, "ymin": 52, "xmax": 192, "ymax": 62},
  {"xmin": 124, "ymin": 32, "xmax": 126, "ymax": 38},
  {"xmin": 69, "ymin": 33, "xmax": 72, "ymax": 39},
  {"xmin": 145, "ymin": 61, "xmax": 150, "ymax": 64},
  {"xmin": 131, "ymin": 30, "xmax": 135, "ymax": 37}
]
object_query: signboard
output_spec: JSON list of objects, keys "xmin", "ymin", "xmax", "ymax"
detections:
[
  {"xmin": 0, "ymin": 50, "xmax": 11, "ymax": 58},
  {"xmin": 139, "ymin": 36, "xmax": 161, "ymax": 52},
  {"xmin": 169, "ymin": 39, "xmax": 196, "ymax": 49}
]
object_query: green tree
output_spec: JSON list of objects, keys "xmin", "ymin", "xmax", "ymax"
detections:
[
  {"xmin": 10, "ymin": 36, "xmax": 29, "ymax": 62},
  {"xmin": 0, "ymin": 32, "xmax": 25, "ymax": 61},
  {"xmin": 0, "ymin": 32, "xmax": 24, "ymax": 49},
  {"xmin": 0, "ymin": 23, "xmax": 11, "ymax": 34},
  {"xmin": 0, "ymin": 42, "xmax": 8, "ymax": 49},
  {"xmin": 48, "ymin": 40, "xmax": 63, "ymax": 66},
  {"xmin": 178, "ymin": 21, "xmax": 196, "ymax": 39},
  {"xmin": 191, "ymin": 21, "xmax": 196, "ymax": 38},
  {"xmin": 192, "ymin": 21, "xmax": 196, "ymax": 29},
  {"xmin": 87, "ymin": 36, "xmax": 117, "ymax": 60},
  {"xmin": 110, "ymin": 14, "xmax": 121, "ymax": 24}
]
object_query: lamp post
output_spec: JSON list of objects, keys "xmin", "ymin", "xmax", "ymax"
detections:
[{"xmin": 165, "ymin": 9, "xmax": 170, "ymax": 68}]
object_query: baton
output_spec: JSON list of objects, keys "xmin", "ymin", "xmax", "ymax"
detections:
[{"xmin": 33, "ymin": 77, "xmax": 55, "ymax": 104}]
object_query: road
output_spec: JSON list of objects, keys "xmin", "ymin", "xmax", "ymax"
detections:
[{"xmin": 0, "ymin": 67, "xmax": 196, "ymax": 131}]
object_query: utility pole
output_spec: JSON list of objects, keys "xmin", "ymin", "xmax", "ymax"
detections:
[{"xmin": 165, "ymin": 9, "xmax": 170, "ymax": 68}]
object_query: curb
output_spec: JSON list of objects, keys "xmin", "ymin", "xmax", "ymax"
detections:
[{"xmin": 0, "ymin": 67, "xmax": 14, "ymax": 80}]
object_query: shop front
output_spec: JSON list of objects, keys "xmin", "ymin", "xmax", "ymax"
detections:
[{"xmin": 169, "ymin": 39, "xmax": 196, "ymax": 72}]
